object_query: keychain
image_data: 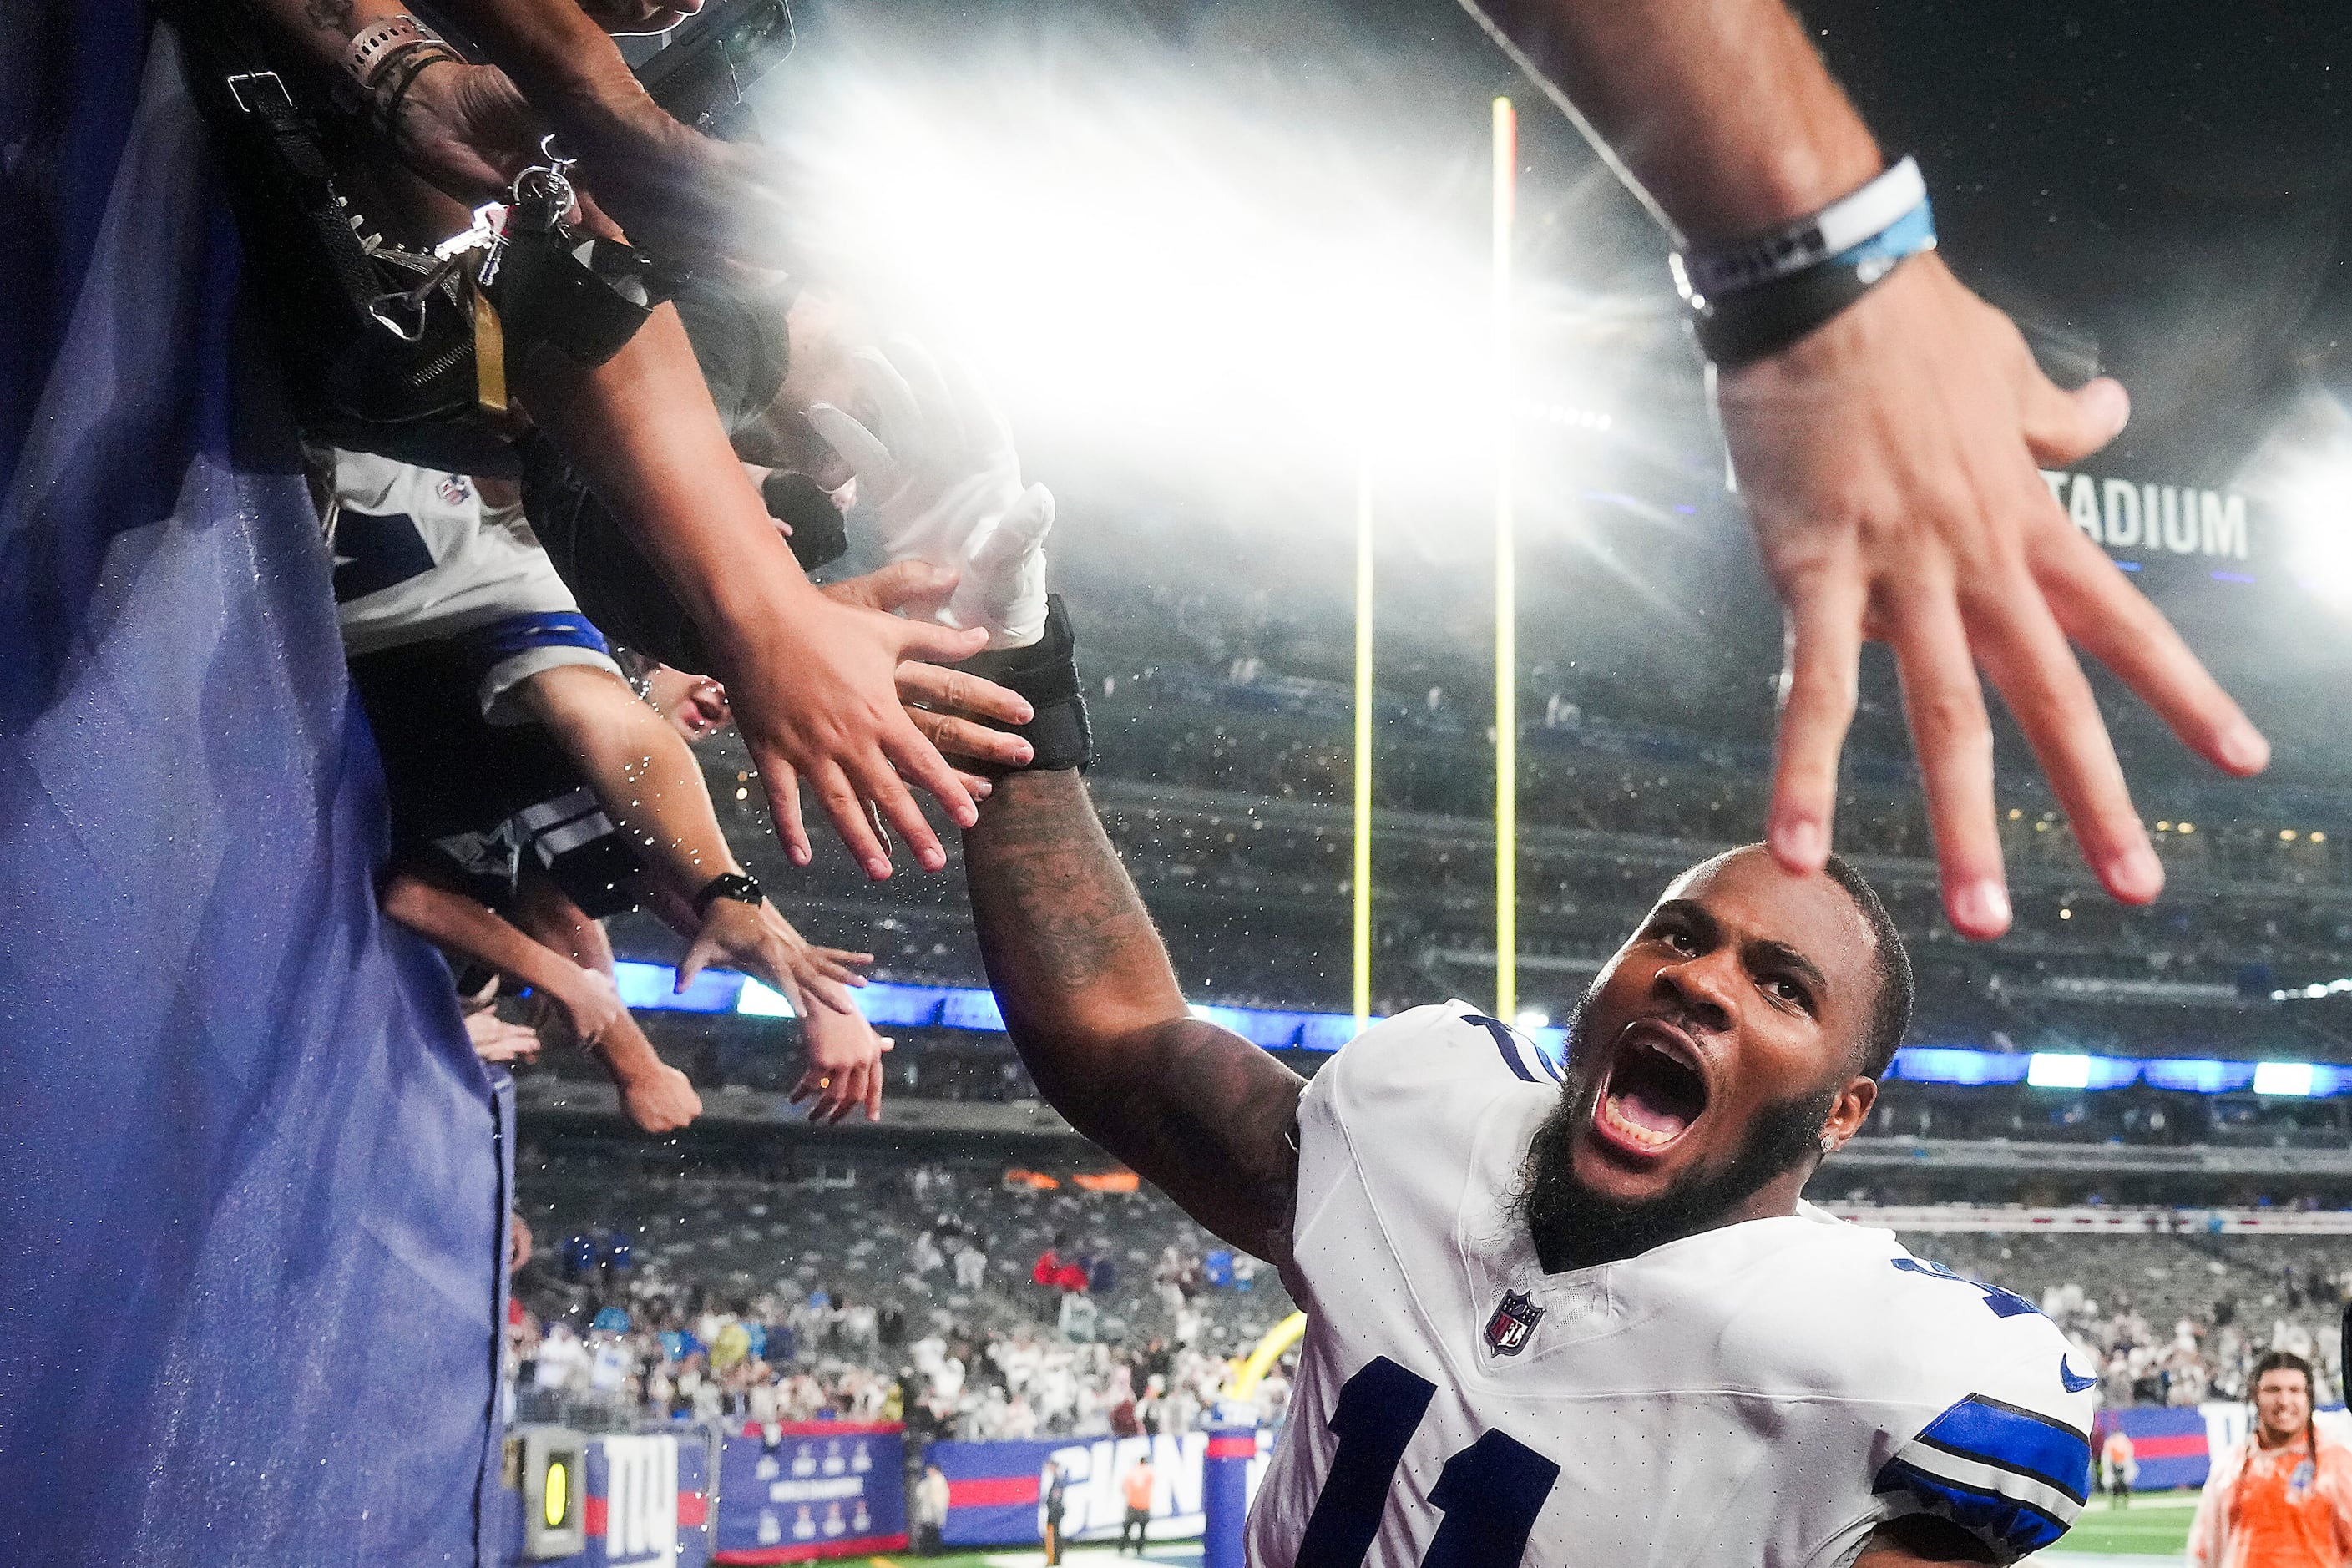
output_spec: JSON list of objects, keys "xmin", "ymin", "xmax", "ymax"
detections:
[{"xmin": 478, "ymin": 134, "xmax": 690, "ymax": 373}]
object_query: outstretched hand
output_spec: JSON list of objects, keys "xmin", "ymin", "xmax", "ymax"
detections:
[
  {"xmin": 464, "ymin": 1009, "xmax": 543, "ymax": 1065},
  {"xmin": 822, "ymin": 561, "xmax": 1040, "ymax": 796},
  {"xmin": 678, "ymin": 897, "xmax": 871, "ymax": 1017},
  {"xmin": 790, "ymin": 997, "xmax": 894, "ymax": 1125},
  {"xmin": 1720, "ymin": 254, "xmax": 2268, "ymax": 938},
  {"xmin": 721, "ymin": 576, "xmax": 989, "ymax": 879}
]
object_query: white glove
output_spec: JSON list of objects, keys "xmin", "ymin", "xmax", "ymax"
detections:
[{"xmin": 805, "ymin": 341, "xmax": 1054, "ymax": 650}]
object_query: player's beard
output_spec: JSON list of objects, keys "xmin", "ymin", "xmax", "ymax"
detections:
[{"xmin": 1509, "ymin": 1001, "xmax": 1838, "ymax": 1272}]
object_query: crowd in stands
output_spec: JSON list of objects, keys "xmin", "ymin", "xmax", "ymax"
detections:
[
  {"xmin": 510, "ymin": 1159, "xmax": 1297, "ymax": 1438},
  {"xmin": 1904, "ymin": 1230, "xmax": 2352, "ymax": 1409},
  {"xmin": 511, "ymin": 1148, "xmax": 2352, "ymax": 1429}
]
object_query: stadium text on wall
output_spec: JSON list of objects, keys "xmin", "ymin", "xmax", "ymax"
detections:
[{"xmin": 2038, "ymin": 470, "xmax": 2249, "ymax": 562}]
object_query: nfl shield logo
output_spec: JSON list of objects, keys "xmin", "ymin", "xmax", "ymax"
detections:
[
  {"xmin": 1484, "ymin": 1289, "xmax": 1544, "ymax": 1357},
  {"xmin": 437, "ymin": 475, "xmax": 473, "ymax": 506}
]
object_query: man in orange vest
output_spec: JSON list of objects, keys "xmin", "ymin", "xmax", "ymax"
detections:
[
  {"xmin": 2103, "ymin": 1427, "xmax": 2140, "ymax": 1508},
  {"xmin": 2190, "ymin": 1350, "xmax": 2352, "ymax": 1567},
  {"xmin": 1118, "ymin": 1456, "xmax": 1157, "ymax": 1555}
]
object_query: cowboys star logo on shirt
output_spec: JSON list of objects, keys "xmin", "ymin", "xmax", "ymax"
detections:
[{"xmin": 1484, "ymin": 1289, "xmax": 1545, "ymax": 1356}]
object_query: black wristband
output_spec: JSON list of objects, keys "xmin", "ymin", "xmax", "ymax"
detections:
[
  {"xmin": 693, "ymin": 872, "xmax": 765, "ymax": 916},
  {"xmin": 1690, "ymin": 248, "xmax": 1895, "ymax": 370},
  {"xmin": 957, "ymin": 595, "xmax": 1091, "ymax": 773},
  {"xmin": 370, "ymin": 43, "xmax": 459, "ymax": 141}
]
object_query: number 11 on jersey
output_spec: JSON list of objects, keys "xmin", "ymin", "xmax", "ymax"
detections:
[{"xmin": 1295, "ymin": 1358, "xmax": 1561, "ymax": 1568}]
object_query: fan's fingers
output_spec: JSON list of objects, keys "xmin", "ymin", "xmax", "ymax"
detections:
[{"xmin": 1764, "ymin": 564, "xmax": 1866, "ymax": 875}]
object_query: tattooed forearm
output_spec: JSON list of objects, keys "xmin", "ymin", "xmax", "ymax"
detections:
[
  {"xmin": 302, "ymin": 0, "xmax": 357, "ymax": 36},
  {"xmin": 965, "ymin": 770, "xmax": 1303, "ymax": 1259},
  {"xmin": 966, "ymin": 769, "xmax": 1185, "ymax": 1002}
]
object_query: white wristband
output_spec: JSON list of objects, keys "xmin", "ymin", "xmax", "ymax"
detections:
[{"xmin": 1677, "ymin": 156, "xmax": 1928, "ymax": 305}]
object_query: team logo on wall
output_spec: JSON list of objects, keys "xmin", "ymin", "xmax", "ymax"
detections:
[{"xmin": 1484, "ymin": 1290, "xmax": 1545, "ymax": 1356}]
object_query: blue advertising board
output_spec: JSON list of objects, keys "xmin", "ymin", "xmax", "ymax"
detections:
[{"xmin": 713, "ymin": 1424, "xmax": 908, "ymax": 1563}]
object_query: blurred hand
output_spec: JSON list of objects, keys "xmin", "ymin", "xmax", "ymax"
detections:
[
  {"xmin": 790, "ymin": 999, "xmax": 893, "ymax": 1125},
  {"xmin": 678, "ymin": 895, "xmax": 872, "ymax": 1017},
  {"xmin": 1719, "ymin": 253, "xmax": 2267, "ymax": 938},
  {"xmin": 575, "ymin": 0, "xmax": 704, "ymax": 33},
  {"xmin": 508, "ymin": 1211, "xmax": 534, "ymax": 1274},
  {"xmin": 549, "ymin": 963, "xmax": 627, "ymax": 1047},
  {"xmin": 466, "ymin": 1009, "xmax": 544, "ymax": 1064},
  {"xmin": 619, "ymin": 1060, "xmax": 702, "ymax": 1134},
  {"xmin": 808, "ymin": 342, "xmax": 1055, "ymax": 649},
  {"xmin": 558, "ymin": 95, "xmax": 797, "ymax": 266}
]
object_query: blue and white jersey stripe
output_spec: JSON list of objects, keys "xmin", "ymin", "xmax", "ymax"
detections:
[
  {"xmin": 1876, "ymin": 1393, "xmax": 2092, "ymax": 1558},
  {"xmin": 1462, "ymin": 1013, "xmax": 1565, "ymax": 1085}
]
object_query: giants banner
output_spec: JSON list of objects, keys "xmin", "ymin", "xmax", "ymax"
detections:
[
  {"xmin": 933, "ymin": 1429, "xmax": 1275, "ymax": 1547},
  {"xmin": 712, "ymin": 1423, "xmax": 908, "ymax": 1563},
  {"xmin": 493, "ymin": 1433, "xmax": 712, "ymax": 1567}
]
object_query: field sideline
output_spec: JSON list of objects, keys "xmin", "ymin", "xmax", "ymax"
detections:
[
  {"xmin": 2038, "ymin": 1489, "xmax": 2198, "ymax": 1561},
  {"xmin": 825, "ymin": 1500, "xmax": 2205, "ymax": 1568}
]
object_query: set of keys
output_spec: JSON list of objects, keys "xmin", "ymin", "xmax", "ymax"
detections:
[{"xmin": 365, "ymin": 137, "xmax": 577, "ymax": 345}]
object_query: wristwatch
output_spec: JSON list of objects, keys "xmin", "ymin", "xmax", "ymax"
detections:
[{"xmin": 693, "ymin": 872, "xmax": 766, "ymax": 916}]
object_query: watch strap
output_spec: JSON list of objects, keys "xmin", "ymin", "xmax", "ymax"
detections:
[{"xmin": 693, "ymin": 872, "xmax": 765, "ymax": 916}]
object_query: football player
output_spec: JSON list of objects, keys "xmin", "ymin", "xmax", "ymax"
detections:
[
  {"xmin": 957, "ymin": 762, "xmax": 2094, "ymax": 1565},
  {"xmin": 790, "ymin": 251, "xmax": 2106, "ymax": 1568}
]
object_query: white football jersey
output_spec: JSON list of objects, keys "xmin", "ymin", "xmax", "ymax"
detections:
[
  {"xmin": 1248, "ymin": 1003, "xmax": 2095, "ymax": 1568},
  {"xmin": 327, "ymin": 449, "xmax": 620, "ymax": 721}
]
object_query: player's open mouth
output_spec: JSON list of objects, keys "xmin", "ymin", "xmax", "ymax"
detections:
[{"xmin": 1591, "ymin": 1020, "xmax": 1711, "ymax": 1160}]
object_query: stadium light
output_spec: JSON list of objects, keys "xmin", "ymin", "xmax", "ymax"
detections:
[
  {"xmin": 2254, "ymin": 1060, "xmax": 2318, "ymax": 1097},
  {"xmin": 1493, "ymin": 94, "xmax": 1519, "ymax": 1023},
  {"xmin": 768, "ymin": 48, "xmax": 1504, "ymax": 481},
  {"xmin": 736, "ymin": 977, "xmax": 796, "ymax": 1018},
  {"xmin": 2234, "ymin": 387, "xmax": 2352, "ymax": 605},
  {"xmin": 2026, "ymin": 1052, "xmax": 2093, "ymax": 1090}
]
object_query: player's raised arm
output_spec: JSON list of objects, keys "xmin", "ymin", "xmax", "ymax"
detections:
[
  {"xmin": 964, "ymin": 767, "xmax": 1305, "ymax": 1264},
  {"xmin": 1457, "ymin": 0, "xmax": 2266, "ymax": 939}
]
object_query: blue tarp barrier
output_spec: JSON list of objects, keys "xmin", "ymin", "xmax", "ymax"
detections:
[{"xmin": 0, "ymin": 10, "xmax": 498, "ymax": 1562}]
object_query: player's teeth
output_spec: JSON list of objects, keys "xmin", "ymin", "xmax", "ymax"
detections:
[{"xmin": 1601, "ymin": 1098, "xmax": 1672, "ymax": 1146}]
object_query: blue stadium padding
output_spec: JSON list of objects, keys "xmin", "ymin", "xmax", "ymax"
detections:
[
  {"xmin": 676, "ymin": 1437, "xmax": 715, "ymax": 1567},
  {"xmin": 712, "ymin": 1424, "xmax": 908, "ymax": 1563},
  {"xmin": 2092, "ymin": 1405, "xmax": 2223, "ymax": 1492},
  {"xmin": 1200, "ymin": 1420, "xmax": 1257, "ymax": 1568},
  {"xmin": 0, "ymin": 13, "xmax": 499, "ymax": 1563}
]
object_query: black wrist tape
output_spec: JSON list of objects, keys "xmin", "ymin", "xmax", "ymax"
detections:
[
  {"xmin": 1691, "ymin": 250, "xmax": 1884, "ymax": 369},
  {"xmin": 957, "ymin": 595, "xmax": 1091, "ymax": 773},
  {"xmin": 492, "ymin": 230, "xmax": 688, "ymax": 371}
]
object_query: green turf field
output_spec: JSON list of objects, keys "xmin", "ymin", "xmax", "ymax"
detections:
[{"xmin": 2044, "ymin": 1490, "xmax": 2197, "ymax": 1557}]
